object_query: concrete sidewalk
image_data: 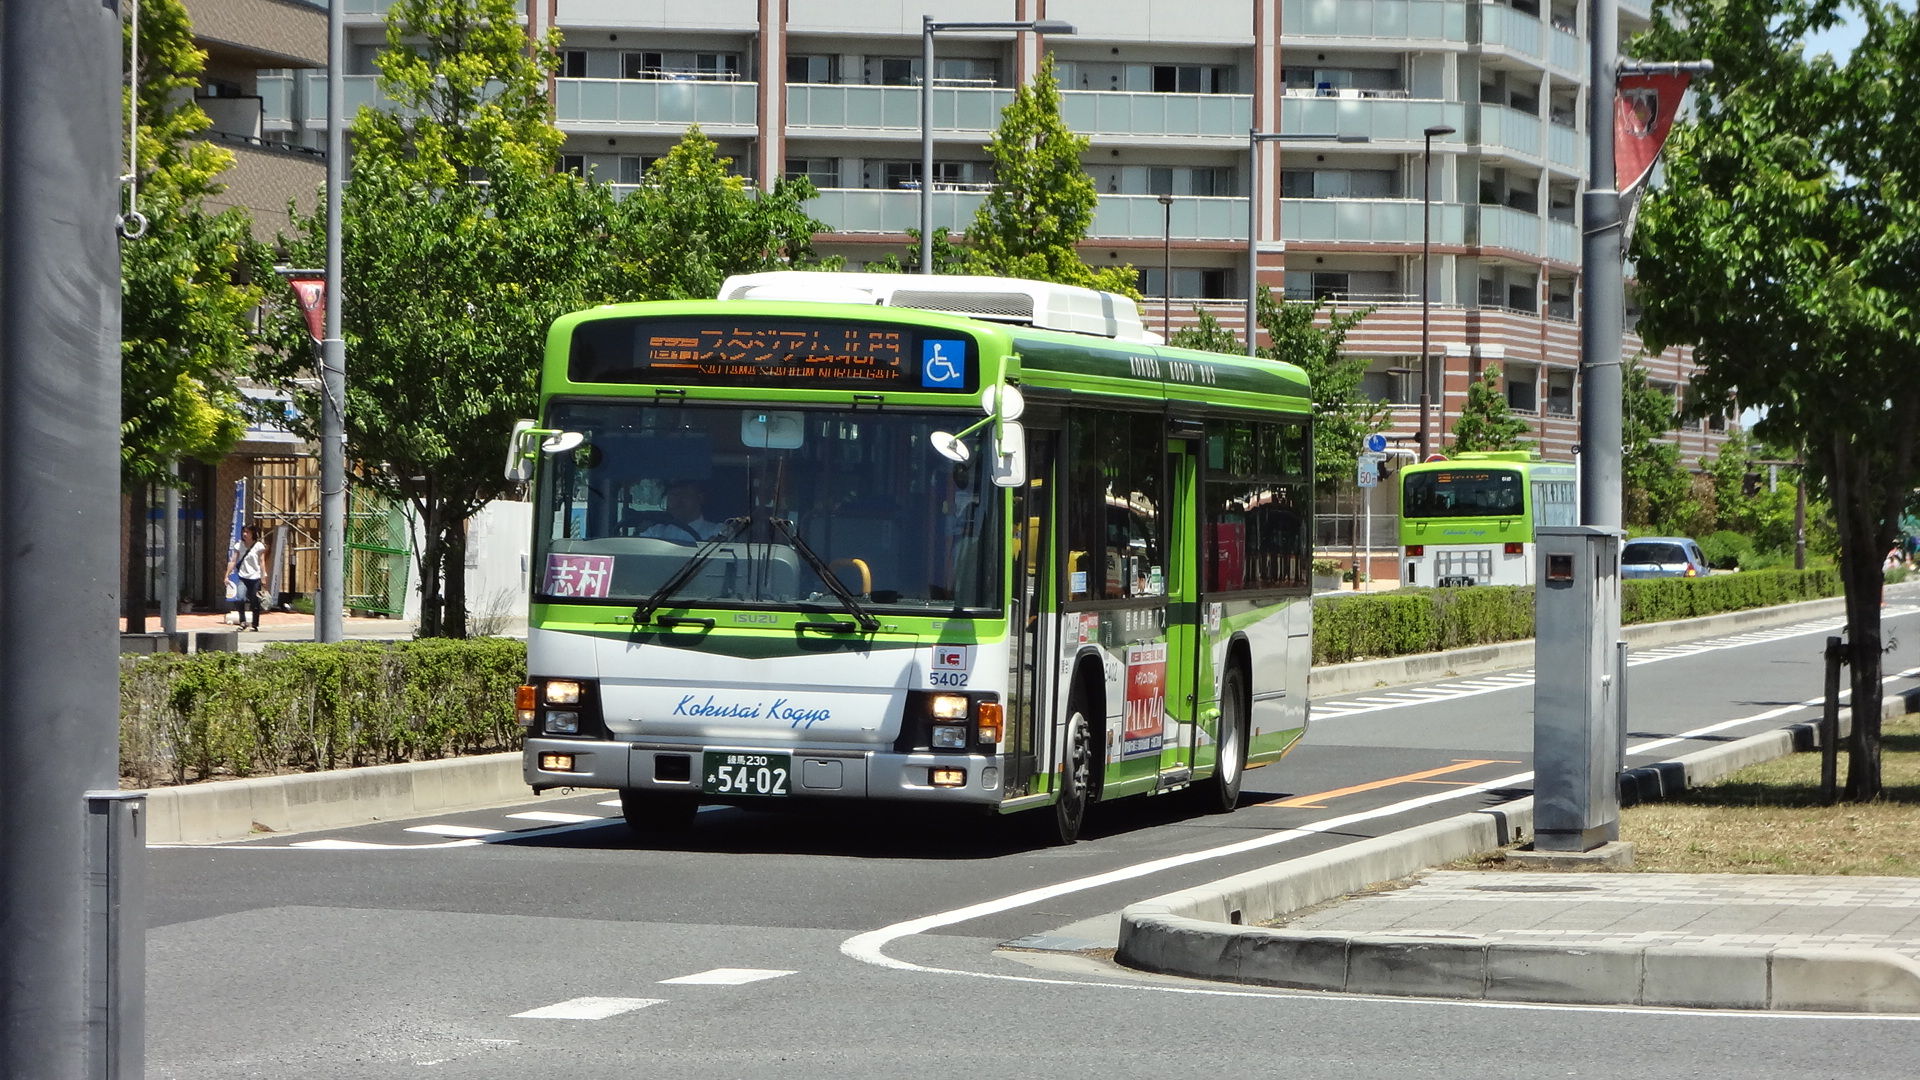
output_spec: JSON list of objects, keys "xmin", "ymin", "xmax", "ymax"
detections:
[
  {"xmin": 121, "ymin": 610, "xmax": 523, "ymax": 653},
  {"xmin": 1115, "ymin": 690, "xmax": 1920, "ymax": 1014}
]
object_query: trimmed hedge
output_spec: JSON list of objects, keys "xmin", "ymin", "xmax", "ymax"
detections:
[
  {"xmin": 120, "ymin": 638, "xmax": 525, "ymax": 786},
  {"xmin": 1312, "ymin": 567, "xmax": 1842, "ymax": 665}
]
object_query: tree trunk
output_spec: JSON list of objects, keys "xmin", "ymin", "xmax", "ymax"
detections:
[
  {"xmin": 1822, "ymin": 436, "xmax": 1886, "ymax": 801},
  {"xmin": 415, "ymin": 491, "xmax": 444, "ymax": 638},
  {"xmin": 442, "ymin": 514, "xmax": 469, "ymax": 639},
  {"xmin": 124, "ymin": 483, "xmax": 148, "ymax": 633}
]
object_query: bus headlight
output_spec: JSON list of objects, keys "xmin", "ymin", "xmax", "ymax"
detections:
[
  {"xmin": 544, "ymin": 710, "xmax": 580, "ymax": 735},
  {"xmin": 931, "ymin": 724, "xmax": 969, "ymax": 749},
  {"xmin": 930, "ymin": 694, "xmax": 969, "ymax": 719},
  {"xmin": 544, "ymin": 679, "xmax": 582, "ymax": 705}
]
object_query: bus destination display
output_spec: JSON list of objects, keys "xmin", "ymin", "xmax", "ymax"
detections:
[{"xmin": 569, "ymin": 317, "xmax": 977, "ymax": 392}]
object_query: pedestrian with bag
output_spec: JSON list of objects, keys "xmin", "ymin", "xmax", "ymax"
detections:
[{"xmin": 226, "ymin": 524, "xmax": 269, "ymax": 631}]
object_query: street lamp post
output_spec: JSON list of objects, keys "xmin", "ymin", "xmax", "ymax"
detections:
[
  {"xmin": 920, "ymin": 16, "xmax": 1077, "ymax": 274},
  {"xmin": 1158, "ymin": 192, "xmax": 1173, "ymax": 338},
  {"xmin": 1418, "ymin": 123, "xmax": 1455, "ymax": 462},
  {"xmin": 1245, "ymin": 130, "xmax": 1368, "ymax": 356}
]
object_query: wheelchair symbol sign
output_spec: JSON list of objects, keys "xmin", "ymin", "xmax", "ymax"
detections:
[{"xmin": 920, "ymin": 339, "xmax": 968, "ymax": 389}]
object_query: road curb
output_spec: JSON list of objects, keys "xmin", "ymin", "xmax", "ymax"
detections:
[
  {"xmin": 1116, "ymin": 691, "xmax": 1920, "ymax": 1012},
  {"xmin": 143, "ymin": 752, "xmax": 526, "ymax": 845}
]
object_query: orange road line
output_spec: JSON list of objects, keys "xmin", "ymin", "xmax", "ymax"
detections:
[{"xmin": 1261, "ymin": 759, "xmax": 1523, "ymax": 809}]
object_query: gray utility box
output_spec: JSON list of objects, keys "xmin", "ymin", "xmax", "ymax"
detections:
[{"xmin": 1531, "ymin": 526, "xmax": 1623, "ymax": 852}]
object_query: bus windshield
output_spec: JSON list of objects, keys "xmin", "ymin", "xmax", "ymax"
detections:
[
  {"xmin": 532, "ymin": 401, "xmax": 1002, "ymax": 613},
  {"xmin": 1402, "ymin": 468, "xmax": 1525, "ymax": 518}
]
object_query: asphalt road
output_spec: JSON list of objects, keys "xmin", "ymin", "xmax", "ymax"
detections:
[{"xmin": 145, "ymin": 602, "xmax": 1920, "ymax": 1078}]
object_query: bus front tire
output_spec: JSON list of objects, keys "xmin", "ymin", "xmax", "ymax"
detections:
[
  {"xmin": 619, "ymin": 789, "xmax": 698, "ymax": 837},
  {"xmin": 1048, "ymin": 708, "xmax": 1094, "ymax": 845},
  {"xmin": 1200, "ymin": 667, "xmax": 1248, "ymax": 814}
]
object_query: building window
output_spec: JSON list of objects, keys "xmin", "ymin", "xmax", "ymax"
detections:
[
  {"xmin": 624, "ymin": 51, "xmax": 740, "ymax": 80},
  {"xmin": 787, "ymin": 54, "xmax": 837, "ymax": 83},
  {"xmin": 876, "ymin": 57, "xmax": 918, "ymax": 86},
  {"xmin": 1152, "ymin": 64, "xmax": 1234, "ymax": 94},
  {"xmin": 561, "ymin": 50, "xmax": 588, "ymax": 78},
  {"xmin": 1506, "ymin": 361, "xmax": 1540, "ymax": 414},
  {"xmin": 1142, "ymin": 268, "xmax": 1232, "ymax": 300},
  {"xmin": 1546, "ymin": 368, "xmax": 1575, "ymax": 416},
  {"xmin": 785, "ymin": 157, "xmax": 839, "ymax": 188},
  {"xmin": 559, "ymin": 154, "xmax": 587, "ymax": 177}
]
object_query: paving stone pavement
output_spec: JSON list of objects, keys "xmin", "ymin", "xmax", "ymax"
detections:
[{"xmin": 1279, "ymin": 871, "xmax": 1920, "ymax": 962}]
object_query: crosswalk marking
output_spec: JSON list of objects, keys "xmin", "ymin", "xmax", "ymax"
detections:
[
  {"xmin": 290, "ymin": 837, "xmax": 482, "ymax": 850},
  {"xmin": 658, "ymin": 968, "xmax": 796, "ymax": 986},
  {"xmin": 506, "ymin": 811, "xmax": 602, "ymax": 824},
  {"xmin": 511, "ymin": 997, "xmax": 663, "ymax": 1020}
]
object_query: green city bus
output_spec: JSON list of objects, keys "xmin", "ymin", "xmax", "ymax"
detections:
[
  {"xmin": 1398, "ymin": 450, "xmax": 1577, "ymax": 587},
  {"xmin": 507, "ymin": 272, "xmax": 1315, "ymax": 844}
]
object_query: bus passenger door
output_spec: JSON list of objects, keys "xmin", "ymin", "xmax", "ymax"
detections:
[
  {"xmin": 1004, "ymin": 430, "xmax": 1058, "ymax": 799},
  {"xmin": 1163, "ymin": 436, "xmax": 1204, "ymax": 779}
]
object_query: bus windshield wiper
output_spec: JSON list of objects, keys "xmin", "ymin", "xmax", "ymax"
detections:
[
  {"xmin": 771, "ymin": 518, "xmax": 880, "ymax": 633},
  {"xmin": 633, "ymin": 515, "xmax": 750, "ymax": 625}
]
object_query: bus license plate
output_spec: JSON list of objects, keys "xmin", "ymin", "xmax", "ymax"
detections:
[
  {"xmin": 701, "ymin": 751, "xmax": 791, "ymax": 797},
  {"xmin": 1438, "ymin": 575, "xmax": 1476, "ymax": 588}
]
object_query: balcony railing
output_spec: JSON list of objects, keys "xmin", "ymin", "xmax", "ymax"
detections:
[
  {"xmin": 1092, "ymin": 195, "xmax": 1248, "ymax": 241},
  {"xmin": 1279, "ymin": 0, "xmax": 1470, "ymax": 42},
  {"xmin": 556, "ymin": 78, "xmax": 758, "ymax": 132},
  {"xmin": 806, "ymin": 187, "xmax": 988, "ymax": 235},
  {"xmin": 1279, "ymin": 96, "xmax": 1464, "ymax": 142},
  {"xmin": 1279, "ymin": 198, "xmax": 1466, "ymax": 245},
  {"xmin": 1058, "ymin": 90, "xmax": 1252, "ymax": 141},
  {"xmin": 1474, "ymin": 204, "xmax": 1579, "ymax": 262},
  {"xmin": 1479, "ymin": 102, "xmax": 1542, "ymax": 158},
  {"xmin": 1481, "ymin": 3, "xmax": 1546, "ymax": 60},
  {"xmin": 786, "ymin": 84, "xmax": 1008, "ymax": 136}
]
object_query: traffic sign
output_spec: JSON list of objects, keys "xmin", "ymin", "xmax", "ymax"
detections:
[
  {"xmin": 1357, "ymin": 459, "xmax": 1379, "ymax": 488},
  {"xmin": 1364, "ymin": 432, "xmax": 1388, "ymax": 454}
]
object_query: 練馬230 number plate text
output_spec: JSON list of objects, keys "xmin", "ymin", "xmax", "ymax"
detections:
[{"xmin": 702, "ymin": 751, "xmax": 791, "ymax": 796}]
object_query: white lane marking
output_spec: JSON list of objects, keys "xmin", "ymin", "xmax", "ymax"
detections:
[
  {"xmin": 511, "ymin": 997, "xmax": 663, "ymax": 1020},
  {"xmin": 405, "ymin": 824, "xmax": 504, "ymax": 838},
  {"xmin": 507, "ymin": 811, "xmax": 602, "ymax": 824},
  {"xmin": 839, "ymin": 687, "xmax": 1920, "ymax": 1022},
  {"xmin": 289, "ymin": 837, "xmax": 483, "ymax": 850},
  {"xmin": 658, "ymin": 968, "xmax": 796, "ymax": 986}
]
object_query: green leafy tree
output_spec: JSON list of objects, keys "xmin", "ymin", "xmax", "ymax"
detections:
[
  {"xmin": 1448, "ymin": 364, "xmax": 1533, "ymax": 452},
  {"xmin": 1168, "ymin": 308, "xmax": 1243, "ymax": 354},
  {"xmin": 1632, "ymin": 0, "xmax": 1919, "ymax": 798},
  {"xmin": 260, "ymin": 0, "xmax": 612, "ymax": 637},
  {"xmin": 1619, "ymin": 358, "xmax": 1701, "ymax": 533},
  {"xmin": 601, "ymin": 127, "xmax": 837, "ymax": 300},
  {"xmin": 120, "ymin": 0, "xmax": 271, "ymax": 627},
  {"xmin": 960, "ymin": 56, "xmax": 1138, "ymax": 295}
]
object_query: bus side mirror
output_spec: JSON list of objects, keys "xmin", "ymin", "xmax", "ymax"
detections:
[
  {"xmin": 991, "ymin": 421, "xmax": 1027, "ymax": 487},
  {"xmin": 505, "ymin": 420, "xmax": 585, "ymax": 481}
]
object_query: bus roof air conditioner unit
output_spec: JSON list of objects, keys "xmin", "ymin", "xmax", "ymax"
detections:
[{"xmin": 717, "ymin": 270, "xmax": 1158, "ymax": 344}]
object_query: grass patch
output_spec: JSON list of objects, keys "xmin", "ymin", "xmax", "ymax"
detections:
[
  {"xmin": 1450, "ymin": 714, "xmax": 1920, "ymax": 876},
  {"xmin": 1618, "ymin": 713, "xmax": 1920, "ymax": 875}
]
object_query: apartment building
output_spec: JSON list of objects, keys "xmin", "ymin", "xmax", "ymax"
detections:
[{"xmin": 279, "ymin": 1, "xmax": 1727, "ymax": 553}]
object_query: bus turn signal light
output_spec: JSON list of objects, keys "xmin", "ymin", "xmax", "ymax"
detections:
[
  {"xmin": 516, "ymin": 685, "xmax": 537, "ymax": 727},
  {"xmin": 1406, "ymin": 545, "xmax": 1424, "ymax": 557},
  {"xmin": 1504, "ymin": 542, "xmax": 1525, "ymax": 555},
  {"xmin": 976, "ymin": 702, "xmax": 1004, "ymax": 744}
]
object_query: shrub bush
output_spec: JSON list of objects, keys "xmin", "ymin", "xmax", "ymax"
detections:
[
  {"xmin": 1699, "ymin": 530, "xmax": 1754, "ymax": 570},
  {"xmin": 120, "ymin": 638, "xmax": 526, "ymax": 786},
  {"xmin": 1312, "ymin": 567, "xmax": 1841, "ymax": 665}
]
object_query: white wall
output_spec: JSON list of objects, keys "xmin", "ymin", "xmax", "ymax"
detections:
[{"xmin": 404, "ymin": 500, "xmax": 532, "ymax": 633}]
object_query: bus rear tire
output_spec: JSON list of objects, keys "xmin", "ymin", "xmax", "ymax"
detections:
[
  {"xmin": 619, "ymin": 789, "xmax": 698, "ymax": 837},
  {"xmin": 1199, "ymin": 666, "xmax": 1248, "ymax": 814},
  {"xmin": 1047, "ymin": 706, "xmax": 1094, "ymax": 845}
]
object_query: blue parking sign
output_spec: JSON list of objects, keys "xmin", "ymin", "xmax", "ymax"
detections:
[{"xmin": 920, "ymin": 339, "xmax": 968, "ymax": 389}]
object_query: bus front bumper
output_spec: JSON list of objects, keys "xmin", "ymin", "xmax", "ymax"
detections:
[{"xmin": 523, "ymin": 737, "xmax": 1005, "ymax": 805}]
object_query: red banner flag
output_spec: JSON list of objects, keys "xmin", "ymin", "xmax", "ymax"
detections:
[
  {"xmin": 288, "ymin": 278, "xmax": 326, "ymax": 342},
  {"xmin": 1614, "ymin": 72, "xmax": 1691, "ymax": 194}
]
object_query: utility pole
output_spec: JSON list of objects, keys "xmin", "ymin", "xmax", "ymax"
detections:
[
  {"xmin": 2, "ymin": 1, "xmax": 146, "ymax": 1075},
  {"xmin": 317, "ymin": 0, "xmax": 347, "ymax": 642}
]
